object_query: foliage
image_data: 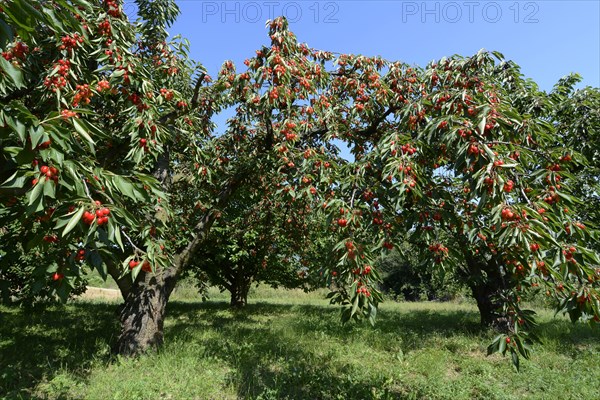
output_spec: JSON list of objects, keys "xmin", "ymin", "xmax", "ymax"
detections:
[
  {"xmin": 0, "ymin": 0, "xmax": 208, "ymax": 298},
  {"xmin": 1, "ymin": 0, "xmax": 599, "ymax": 367},
  {"xmin": 183, "ymin": 180, "xmax": 324, "ymax": 306},
  {"xmin": 378, "ymin": 247, "xmax": 465, "ymax": 301}
]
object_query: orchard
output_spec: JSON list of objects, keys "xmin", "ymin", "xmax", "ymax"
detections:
[{"xmin": 1, "ymin": 0, "xmax": 599, "ymax": 372}]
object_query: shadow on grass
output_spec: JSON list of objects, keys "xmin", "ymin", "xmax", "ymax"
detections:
[
  {"xmin": 0, "ymin": 302, "xmax": 119, "ymax": 399},
  {"xmin": 165, "ymin": 301, "xmax": 600, "ymax": 399},
  {"xmin": 1, "ymin": 300, "xmax": 598, "ymax": 399}
]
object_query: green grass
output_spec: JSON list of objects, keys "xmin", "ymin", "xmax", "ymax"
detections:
[{"xmin": 1, "ymin": 288, "xmax": 599, "ymax": 400}]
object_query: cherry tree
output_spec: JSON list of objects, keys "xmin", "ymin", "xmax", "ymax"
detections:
[{"xmin": 1, "ymin": 0, "xmax": 598, "ymax": 367}]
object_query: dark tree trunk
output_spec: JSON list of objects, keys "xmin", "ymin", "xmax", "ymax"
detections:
[
  {"xmin": 462, "ymin": 256, "xmax": 511, "ymax": 332},
  {"xmin": 468, "ymin": 278, "xmax": 510, "ymax": 331},
  {"xmin": 113, "ymin": 271, "xmax": 176, "ymax": 356},
  {"xmin": 229, "ymin": 275, "xmax": 251, "ymax": 308}
]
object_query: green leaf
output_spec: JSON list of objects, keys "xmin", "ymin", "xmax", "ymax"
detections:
[
  {"xmin": 72, "ymin": 119, "xmax": 96, "ymax": 150},
  {"xmin": 43, "ymin": 179, "xmax": 56, "ymax": 198},
  {"xmin": 0, "ymin": 56, "xmax": 24, "ymax": 88},
  {"xmin": 0, "ymin": 172, "xmax": 26, "ymax": 189},
  {"xmin": 0, "ymin": 18, "xmax": 14, "ymax": 48},
  {"xmin": 114, "ymin": 225, "xmax": 124, "ymax": 250},
  {"xmin": 29, "ymin": 125, "xmax": 45, "ymax": 148},
  {"xmin": 62, "ymin": 207, "xmax": 85, "ymax": 237},
  {"xmin": 499, "ymin": 337, "xmax": 507, "ymax": 354},
  {"xmin": 89, "ymin": 251, "xmax": 107, "ymax": 280},
  {"xmin": 28, "ymin": 179, "xmax": 44, "ymax": 206},
  {"xmin": 511, "ymin": 350, "xmax": 520, "ymax": 372},
  {"xmin": 112, "ymin": 176, "xmax": 136, "ymax": 200},
  {"xmin": 351, "ymin": 294, "xmax": 359, "ymax": 317}
]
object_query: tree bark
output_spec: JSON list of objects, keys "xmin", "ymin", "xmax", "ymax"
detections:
[
  {"xmin": 468, "ymin": 278, "xmax": 510, "ymax": 331},
  {"xmin": 113, "ymin": 271, "xmax": 176, "ymax": 355},
  {"xmin": 462, "ymin": 255, "xmax": 511, "ymax": 332}
]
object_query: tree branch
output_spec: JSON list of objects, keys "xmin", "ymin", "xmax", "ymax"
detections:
[
  {"xmin": 166, "ymin": 173, "xmax": 243, "ymax": 286},
  {"xmin": 105, "ymin": 258, "xmax": 133, "ymax": 300},
  {"xmin": 190, "ymin": 72, "xmax": 206, "ymax": 109},
  {"xmin": 355, "ymin": 106, "xmax": 400, "ymax": 138}
]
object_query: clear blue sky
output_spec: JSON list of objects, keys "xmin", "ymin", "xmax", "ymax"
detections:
[{"xmin": 124, "ymin": 0, "xmax": 600, "ymax": 91}]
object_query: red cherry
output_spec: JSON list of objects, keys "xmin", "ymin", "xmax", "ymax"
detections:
[
  {"xmin": 530, "ymin": 243, "xmax": 540, "ymax": 252},
  {"xmin": 52, "ymin": 272, "xmax": 64, "ymax": 281},
  {"xmin": 337, "ymin": 218, "xmax": 347, "ymax": 227},
  {"xmin": 82, "ymin": 211, "xmax": 95, "ymax": 225},
  {"xmin": 129, "ymin": 260, "xmax": 139, "ymax": 269},
  {"xmin": 101, "ymin": 208, "xmax": 110, "ymax": 216},
  {"xmin": 40, "ymin": 166, "xmax": 49, "ymax": 174},
  {"xmin": 141, "ymin": 260, "xmax": 152, "ymax": 272}
]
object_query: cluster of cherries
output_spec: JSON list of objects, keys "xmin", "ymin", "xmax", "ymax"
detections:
[
  {"xmin": 32, "ymin": 165, "xmax": 59, "ymax": 185},
  {"xmin": 75, "ymin": 248, "xmax": 86, "ymax": 261},
  {"xmin": 98, "ymin": 19, "xmax": 112, "ymax": 36},
  {"xmin": 128, "ymin": 259, "xmax": 152, "ymax": 272},
  {"xmin": 2, "ymin": 41, "xmax": 28, "ymax": 61},
  {"xmin": 59, "ymin": 34, "xmax": 83, "ymax": 51},
  {"xmin": 501, "ymin": 207, "xmax": 518, "ymax": 221},
  {"xmin": 351, "ymin": 265, "xmax": 372, "ymax": 276},
  {"xmin": 428, "ymin": 242, "xmax": 449, "ymax": 263},
  {"xmin": 355, "ymin": 282, "xmax": 371, "ymax": 296},
  {"xmin": 105, "ymin": 0, "xmax": 122, "ymax": 17},
  {"xmin": 82, "ymin": 201, "xmax": 111, "ymax": 226},
  {"xmin": 97, "ymin": 79, "xmax": 111, "ymax": 92},
  {"xmin": 43, "ymin": 59, "xmax": 70, "ymax": 91},
  {"xmin": 159, "ymin": 88, "xmax": 174, "ymax": 100},
  {"xmin": 73, "ymin": 84, "xmax": 93, "ymax": 107}
]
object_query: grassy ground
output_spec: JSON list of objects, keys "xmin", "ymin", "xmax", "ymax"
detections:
[{"xmin": 1, "ymin": 287, "xmax": 599, "ymax": 400}]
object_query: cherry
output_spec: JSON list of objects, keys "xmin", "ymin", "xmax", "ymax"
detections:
[
  {"xmin": 82, "ymin": 211, "xmax": 95, "ymax": 225},
  {"xmin": 141, "ymin": 260, "xmax": 152, "ymax": 272}
]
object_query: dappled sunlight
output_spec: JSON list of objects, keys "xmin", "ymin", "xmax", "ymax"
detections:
[{"xmin": 1, "ymin": 289, "xmax": 599, "ymax": 399}]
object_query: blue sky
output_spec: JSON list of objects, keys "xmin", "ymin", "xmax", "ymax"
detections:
[{"xmin": 124, "ymin": 1, "xmax": 600, "ymax": 91}]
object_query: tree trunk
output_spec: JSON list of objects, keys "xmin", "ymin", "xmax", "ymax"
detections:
[
  {"xmin": 230, "ymin": 274, "xmax": 251, "ymax": 308},
  {"xmin": 113, "ymin": 271, "xmax": 176, "ymax": 356},
  {"xmin": 462, "ymin": 256, "xmax": 511, "ymax": 332},
  {"xmin": 468, "ymin": 279, "xmax": 510, "ymax": 331}
]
